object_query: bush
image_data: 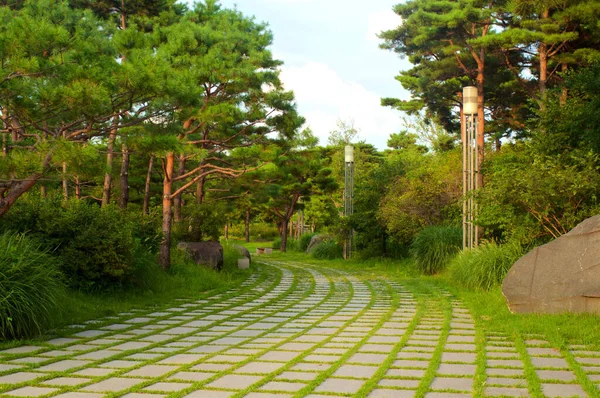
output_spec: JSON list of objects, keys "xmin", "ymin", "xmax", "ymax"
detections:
[
  {"xmin": 298, "ymin": 233, "xmax": 316, "ymax": 252},
  {"xmin": 311, "ymin": 240, "xmax": 343, "ymax": 259},
  {"xmin": 449, "ymin": 241, "xmax": 525, "ymax": 290},
  {"xmin": 250, "ymin": 222, "xmax": 280, "ymax": 240},
  {"xmin": 1, "ymin": 197, "xmax": 153, "ymax": 291},
  {"xmin": 410, "ymin": 225, "xmax": 462, "ymax": 274},
  {"xmin": 272, "ymin": 237, "xmax": 281, "ymax": 249},
  {"xmin": 0, "ymin": 232, "xmax": 65, "ymax": 339}
]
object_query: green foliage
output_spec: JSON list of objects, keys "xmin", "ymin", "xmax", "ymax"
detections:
[
  {"xmin": 449, "ymin": 242, "xmax": 525, "ymax": 290},
  {"xmin": 0, "ymin": 196, "xmax": 155, "ymax": 291},
  {"xmin": 410, "ymin": 225, "xmax": 462, "ymax": 275},
  {"xmin": 173, "ymin": 203, "xmax": 227, "ymax": 242},
  {"xmin": 379, "ymin": 149, "xmax": 462, "ymax": 243},
  {"xmin": 0, "ymin": 232, "xmax": 64, "ymax": 339},
  {"xmin": 311, "ymin": 240, "xmax": 343, "ymax": 260},
  {"xmin": 272, "ymin": 237, "xmax": 281, "ymax": 250},
  {"xmin": 478, "ymin": 144, "xmax": 600, "ymax": 245}
]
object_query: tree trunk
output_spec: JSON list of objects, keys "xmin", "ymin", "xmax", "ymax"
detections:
[
  {"xmin": 560, "ymin": 63, "xmax": 568, "ymax": 105},
  {"xmin": 173, "ymin": 154, "xmax": 185, "ymax": 222},
  {"xmin": 119, "ymin": 143, "xmax": 130, "ymax": 209},
  {"xmin": 476, "ymin": 58, "xmax": 485, "ymax": 191},
  {"xmin": 245, "ymin": 208, "xmax": 250, "ymax": 243},
  {"xmin": 280, "ymin": 218, "xmax": 289, "ymax": 252},
  {"xmin": 196, "ymin": 175, "xmax": 205, "ymax": 204},
  {"xmin": 0, "ymin": 176, "xmax": 41, "ymax": 217},
  {"xmin": 40, "ymin": 185, "xmax": 47, "ymax": 199},
  {"xmin": 224, "ymin": 223, "xmax": 229, "ymax": 240},
  {"xmin": 62, "ymin": 162, "xmax": 68, "ymax": 201},
  {"xmin": 158, "ymin": 152, "xmax": 174, "ymax": 270},
  {"xmin": 143, "ymin": 154, "xmax": 154, "ymax": 215},
  {"xmin": 102, "ymin": 118, "xmax": 118, "ymax": 207},
  {"xmin": 74, "ymin": 176, "xmax": 82, "ymax": 200}
]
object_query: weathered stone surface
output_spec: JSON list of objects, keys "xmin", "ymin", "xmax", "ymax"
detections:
[
  {"xmin": 233, "ymin": 245, "xmax": 251, "ymax": 263},
  {"xmin": 503, "ymin": 215, "xmax": 600, "ymax": 314},
  {"xmin": 177, "ymin": 241, "xmax": 223, "ymax": 270},
  {"xmin": 306, "ymin": 235, "xmax": 332, "ymax": 254}
]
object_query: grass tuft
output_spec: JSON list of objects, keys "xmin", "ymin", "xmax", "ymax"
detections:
[
  {"xmin": 448, "ymin": 241, "xmax": 524, "ymax": 290},
  {"xmin": 410, "ymin": 225, "xmax": 462, "ymax": 275},
  {"xmin": 0, "ymin": 232, "xmax": 65, "ymax": 339},
  {"xmin": 310, "ymin": 240, "xmax": 343, "ymax": 259}
]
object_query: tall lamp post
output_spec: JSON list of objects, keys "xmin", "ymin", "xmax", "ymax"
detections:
[
  {"xmin": 462, "ymin": 86, "xmax": 479, "ymax": 250},
  {"xmin": 344, "ymin": 145, "xmax": 354, "ymax": 259}
]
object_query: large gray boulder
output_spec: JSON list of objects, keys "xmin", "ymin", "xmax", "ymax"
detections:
[
  {"xmin": 502, "ymin": 215, "xmax": 600, "ymax": 315},
  {"xmin": 306, "ymin": 235, "xmax": 332, "ymax": 254},
  {"xmin": 177, "ymin": 241, "xmax": 223, "ymax": 271},
  {"xmin": 233, "ymin": 245, "xmax": 251, "ymax": 264}
]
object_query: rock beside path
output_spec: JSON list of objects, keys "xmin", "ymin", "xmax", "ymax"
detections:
[
  {"xmin": 233, "ymin": 244, "xmax": 251, "ymax": 264},
  {"xmin": 177, "ymin": 241, "xmax": 223, "ymax": 271},
  {"xmin": 306, "ymin": 234, "xmax": 333, "ymax": 254},
  {"xmin": 502, "ymin": 215, "xmax": 600, "ymax": 314}
]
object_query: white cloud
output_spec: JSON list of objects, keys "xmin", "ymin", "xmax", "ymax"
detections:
[
  {"xmin": 279, "ymin": 61, "xmax": 405, "ymax": 149},
  {"xmin": 367, "ymin": 10, "xmax": 401, "ymax": 42}
]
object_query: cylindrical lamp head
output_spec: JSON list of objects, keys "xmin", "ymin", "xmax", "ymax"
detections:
[
  {"xmin": 463, "ymin": 86, "xmax": 478, "ymax": 115},
  {"xmin": 345, "ymin": 145, "xmax": 354, "ymax": 163}
]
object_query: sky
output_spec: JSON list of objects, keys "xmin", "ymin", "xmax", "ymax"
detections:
[{"xmin": 187, "ymin": 0, "xmax": 413, "ymax": 149}]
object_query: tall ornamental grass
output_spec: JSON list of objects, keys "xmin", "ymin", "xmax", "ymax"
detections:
[
  {"xmin": 0, "ymin": 232, "xmax": 64, "ymax": 339},
  {"xmin": 449, "ymin": 241, "xmax": 525, "ymax": 290},
  {"xmin": 410, "ymin": 226, "xmax": 462, "ymax": 274},
  {"xmin": 311, "ymin": 240, "xmax": 343, "ymax": 259}
]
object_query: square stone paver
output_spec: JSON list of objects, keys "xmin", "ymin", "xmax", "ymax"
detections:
[
  {"xmin": 53, "ymin": 393, "xmax": 103, "ymax": 398},
  {"xmin": 437, "ymin": 364, "xmax": 476, "ymax": 375},
  {"xmin": 314, "ymin": 378, "xmax": 365, "ymax": 394},
  {"xmin": 368, "ymin": 389, "xmax": 415, "ymax": 397},
  {"xmin": 126, "ymin": 365, "xmax": 179, "ymax": 378},
  {"xmin": 441, "ymin": 352, "xmax": 476, "ymax": 363},
  {"xmin": 37, "ymin": 360, "xmax": 91, "ymax": 372},
  {"xmin": 392, "ymin": 360, "xmax": 429, "ymax": 369},
  {"xmin": 386, "ymin": 368, "xmax": 426, "ymax": 378},
  {"xmin": 159, "ymin": 354, "xmax": 204, "ymax": 365},
  {"xmin": 348, "ymin": 353, "xmax": 388, "ymax": 364},
  {"xmin": 541, "ymin": 383, "xmax": 587, "ymax": 397},
  {"xmin": 46, "ymin": 338, "xmax": 80, "ymax": 346},
  {"xmin": 530, "ymin": 357, "xmax": 569, "ymax": 369},
  {"xmin": 536, "ymin": 370, "xmax": 576, "ymax": 381},
  {"xmin": 485, "ymin": 387, "xmax": 529, "ymax": 397},
  {"xmin": 99, "ymin": 360, "xmax": 139, "ymax": 369},
  {"xmin": 236, "ymin": 362, "xmax": 284, "ymax": 374},
  {"xmin": 144, "ymin": 382, "xmax": 192, "ymax": 392},
  {"xmin": 0, "ymin": 372, "xmax": 42, "ymax": 384},
  {"xmin": 5, "ymin": 387, "xmax": 59, "ymax": 396},
  {"xmin": 207, "ymin": 374, "xmax": 262, "ymax": 390},
  {"xmin": 430, "ymin": 377, "xmax": 473, "ymax": 391},
  {"xmin": 182, "ymin": 391, "xmax": 234, "ymax": 397},
  {"xmin": 73, "ymin": 368, "xmax": 116, "ymax": 377},
  {"xmin": 276, "ymin": 371, "xmax": 319, "ymax": 381},
  {"xmin": 0, "ymin": 346, "xmax": 43, "ymax": 355},
  {"xmin": 260, "ymin": 381, "xmax": 307, "ymax": 392},
  {"xmin": 304, "ymin": 354, "xmax": 340, "ymax": 363},
  {"xmin": 83, "ymin": 377, "xmax": 145, "ymax": 392},
  {"xmin": 258, "ymin": 351, "xmax": 300, "ymax": 362},
  {"xmin": 334, "ymin": 364, "xmax": 378, "ymax": 378},
  {"xmin": 41, "ymin": 377, "xmax": 91, "ymax": 386},
  {"xmin": 168, "ymin": 371, "xmax": 214, "ymax": 382},
  {"xmin": 109, "ymin": 342, "xmax": 152, "ymax": 351},
  {"xmin": 379, "ymin": 379, "xmax": 420, "ymax": 388},
  {"xmin": 73, "ymin": 330, "xmax": 107, "ymax": 338}
]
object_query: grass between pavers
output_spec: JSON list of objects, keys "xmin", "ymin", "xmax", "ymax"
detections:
[
  {"xmin": 0, "ymin": 263, "xmax": 278, "ymax": 395},
  {"xmin": 0, "ymin": 246, "xmax": 253, "ymax": 351}
]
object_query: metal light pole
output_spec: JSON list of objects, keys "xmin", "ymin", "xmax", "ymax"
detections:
[
  {"xmin": 344, "ymin": 145, "xmax": 354, "ymax": 259},
  {"xmin": 462, "ymin": 86, "xmax": 479, "ymax": 250}
]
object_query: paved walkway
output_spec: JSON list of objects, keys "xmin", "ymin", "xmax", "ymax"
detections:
[{"xmin": 0, "ymin": 261, "xmax": 598, "ymax": 397}]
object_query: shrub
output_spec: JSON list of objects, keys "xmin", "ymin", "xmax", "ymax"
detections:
[
  {"xmin": 410, "ymin": 225, "xmax": 462, "ymax": 275},
  {"xmin": 311, "ymin": 240, "xmax": 343, "ymax": 260},
  {"xmin": 449, "ymin": 241, "xmax": 525, "ymax": 290},
  {"xmin": 1, "ymin": 197, "xmax": 151, "ymax": 291},
  {"xmin": 272, "ymin": 237, "xmax": 281, "ymax": 249},
  {"xmin": 298, "ymin": 233, "xmax": 316, "ymax": 252},
  {"xmin": 0, "ymin": 232, "xmax": 64, "ymax": 339},
  {"xmin": 250, "ymin": 222, "xmax": 279, "ymax": 240}
]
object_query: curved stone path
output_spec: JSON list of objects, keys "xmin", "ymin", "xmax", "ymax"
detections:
[{"xmin": 0, "ymin": 261, "xmax": 599, "ymax": 397}]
